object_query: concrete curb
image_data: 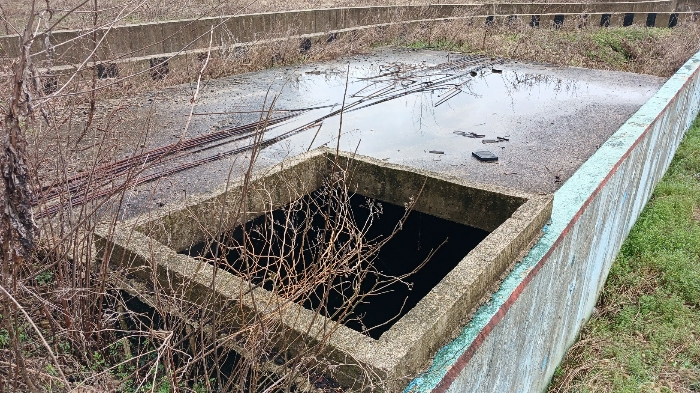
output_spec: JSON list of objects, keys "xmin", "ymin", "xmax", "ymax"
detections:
[{"xmin": 403, "ymin": 48, "xmax": 700, "ymax": 392}]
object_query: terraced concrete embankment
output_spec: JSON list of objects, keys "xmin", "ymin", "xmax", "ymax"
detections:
[
  {"xmin": 0, "ymin": 1, "xmax": 695, "ymax": 80},
  {"xmin": 404, "ymin": 47, "xmax": 700, "ymax": 393}
]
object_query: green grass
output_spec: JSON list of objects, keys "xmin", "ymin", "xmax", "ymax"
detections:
[
  {"xmin": 584, "ymin": 26, "xmax": 673, "ymax": 67},
  {"xmin": 548, "ymin": 118, "xmax": 700, "ymax": 392}
]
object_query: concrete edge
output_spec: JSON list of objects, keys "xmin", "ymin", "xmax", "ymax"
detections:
[
  {"xmin": 378, "ymin": 193, "xmax": 553, "ymax": 388},
  {"xmin": 327, "ymin": 147, "xmax": 534, "ymax": 202},
  {"xmin": 0, "ymin": 1, "xmax": 674, "ymax": 38},
  {"xmin": 121, "ymin": 148, "xmax": 328, "ymax": 232},
  {"xmin": 402, "ymin": 47, "xmax": 700, "ymax": 393}
]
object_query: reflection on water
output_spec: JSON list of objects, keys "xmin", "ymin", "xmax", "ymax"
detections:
[
  {"xmin": 111, "ymin": 50, "xmax": 661, "ymax": 218},
  {"xmin": 231, "ymin": 54, "xmax": 617, "ymax": 160}
]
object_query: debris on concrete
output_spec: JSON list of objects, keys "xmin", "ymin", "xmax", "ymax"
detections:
[
  {"xmin": 429, "ymin": 150, "xmax": 445, "ymax": 154},
  {"xmin": 472, "ymin": 150, "xmax": 499, "ymax": 162},
  {"xmin": 103, "ymin": 48, "xmax": 664, "ymax": 217},
  {"xmin": 455, "ymin": 131, "xmax": 485, "ymax": 138}
]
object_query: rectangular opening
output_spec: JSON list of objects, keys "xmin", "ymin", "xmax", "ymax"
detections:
[
  {"xmin": 180, "ymin": 188, "xmax": 489, "ymax": 339},
  {"xmin": 646, "ymin": 13, "xmax": 657, "ymax": 27},
  {"xmin": 669, "ymin": 13, "xmax": 679, "ymax": 28},
  {"xmin": 104, "ymin": 149, "xmax": 552, "ymax": 387},
  {"xmin": 553, "ymin": 14, "xmax": 565, "ymax": 28}
]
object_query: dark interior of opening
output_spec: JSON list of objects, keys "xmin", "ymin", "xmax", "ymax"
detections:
[{"xmin": 181, "ymin": 189, "xmax": 489, "ymax": 339}]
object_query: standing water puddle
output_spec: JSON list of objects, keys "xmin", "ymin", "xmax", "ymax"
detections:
[
  {"xmin": 116, "ymin": 49, "xmax": 661, "ymax": 217},
  {"xmin": 243, "ymin": 54, "xmax": 641, "ymax": 163}
]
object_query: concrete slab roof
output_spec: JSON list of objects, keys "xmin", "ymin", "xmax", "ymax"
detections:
[{"xmin": 108, "ymin": 48, "xmax": 664, "ymax": 219}]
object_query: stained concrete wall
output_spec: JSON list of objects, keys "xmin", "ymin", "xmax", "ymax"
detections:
[
  {"xmin": 403, "ymin": 49, "xmax": 700, "ymax": 392},
  {"xmin": 0, "ymin": 1, "xmax": 681, "ymax": 64}
]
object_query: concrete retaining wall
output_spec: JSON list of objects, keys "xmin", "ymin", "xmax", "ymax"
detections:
[
  {"xmin": 0, "ymin": 1, "xmax": 685, "ymax": 65},
  {"xmin": 403, "ymin": 48, "xmax": 700, "ymax": 392}
]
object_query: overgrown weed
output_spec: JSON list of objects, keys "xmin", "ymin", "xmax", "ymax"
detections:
[
  {"xmin": 2, "ymin": 2, "xmax": 700, "ymax": 392},
  {"xmin": 1, "ymin": 3, "xmax": 424, "ymax": 391},
  {"xmin": 393, "ymin": 22, "xmax": 698, "ymax": 77},
  {"xmin": 90, "ymin": 20, "xmax": 700, "ymax": 100}
]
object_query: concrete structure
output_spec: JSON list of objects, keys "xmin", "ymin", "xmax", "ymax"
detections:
[
  {"xmin": 42, "ymin": 46, "xmax": 668, "ymax": 391},
  {"xmin": 98, "ymin": 149, "xmax": 552, "ymax": 390},
  {"xmin": 404, "ymin": 48, "xmax": 700, "ymax": 392},
  {"xmin": 18, "ymin": 1, "xmax": 695, "ymax": 386},
  {"xmin": 1, "ymin": 1, "xmax": 695, "ymax": 81}
]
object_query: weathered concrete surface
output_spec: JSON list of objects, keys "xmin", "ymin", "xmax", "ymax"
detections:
[
  {"xmin": 100, "ymin": 148, "xmax": 552, "ymax": 390},
  {"xmin": 0, "ymin": 1, "xmax": 680, "ymax": 65},
  {"xmin": 110, "ymin": 48, "xmax": 663, "ymax": 219},
  {"xmin": 403, "ymin": 48, "xmax": 700, "ymax": 393},
  {"xmin": 677, "ymin": 0, "xmax": 700, "ymax": 12}
]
